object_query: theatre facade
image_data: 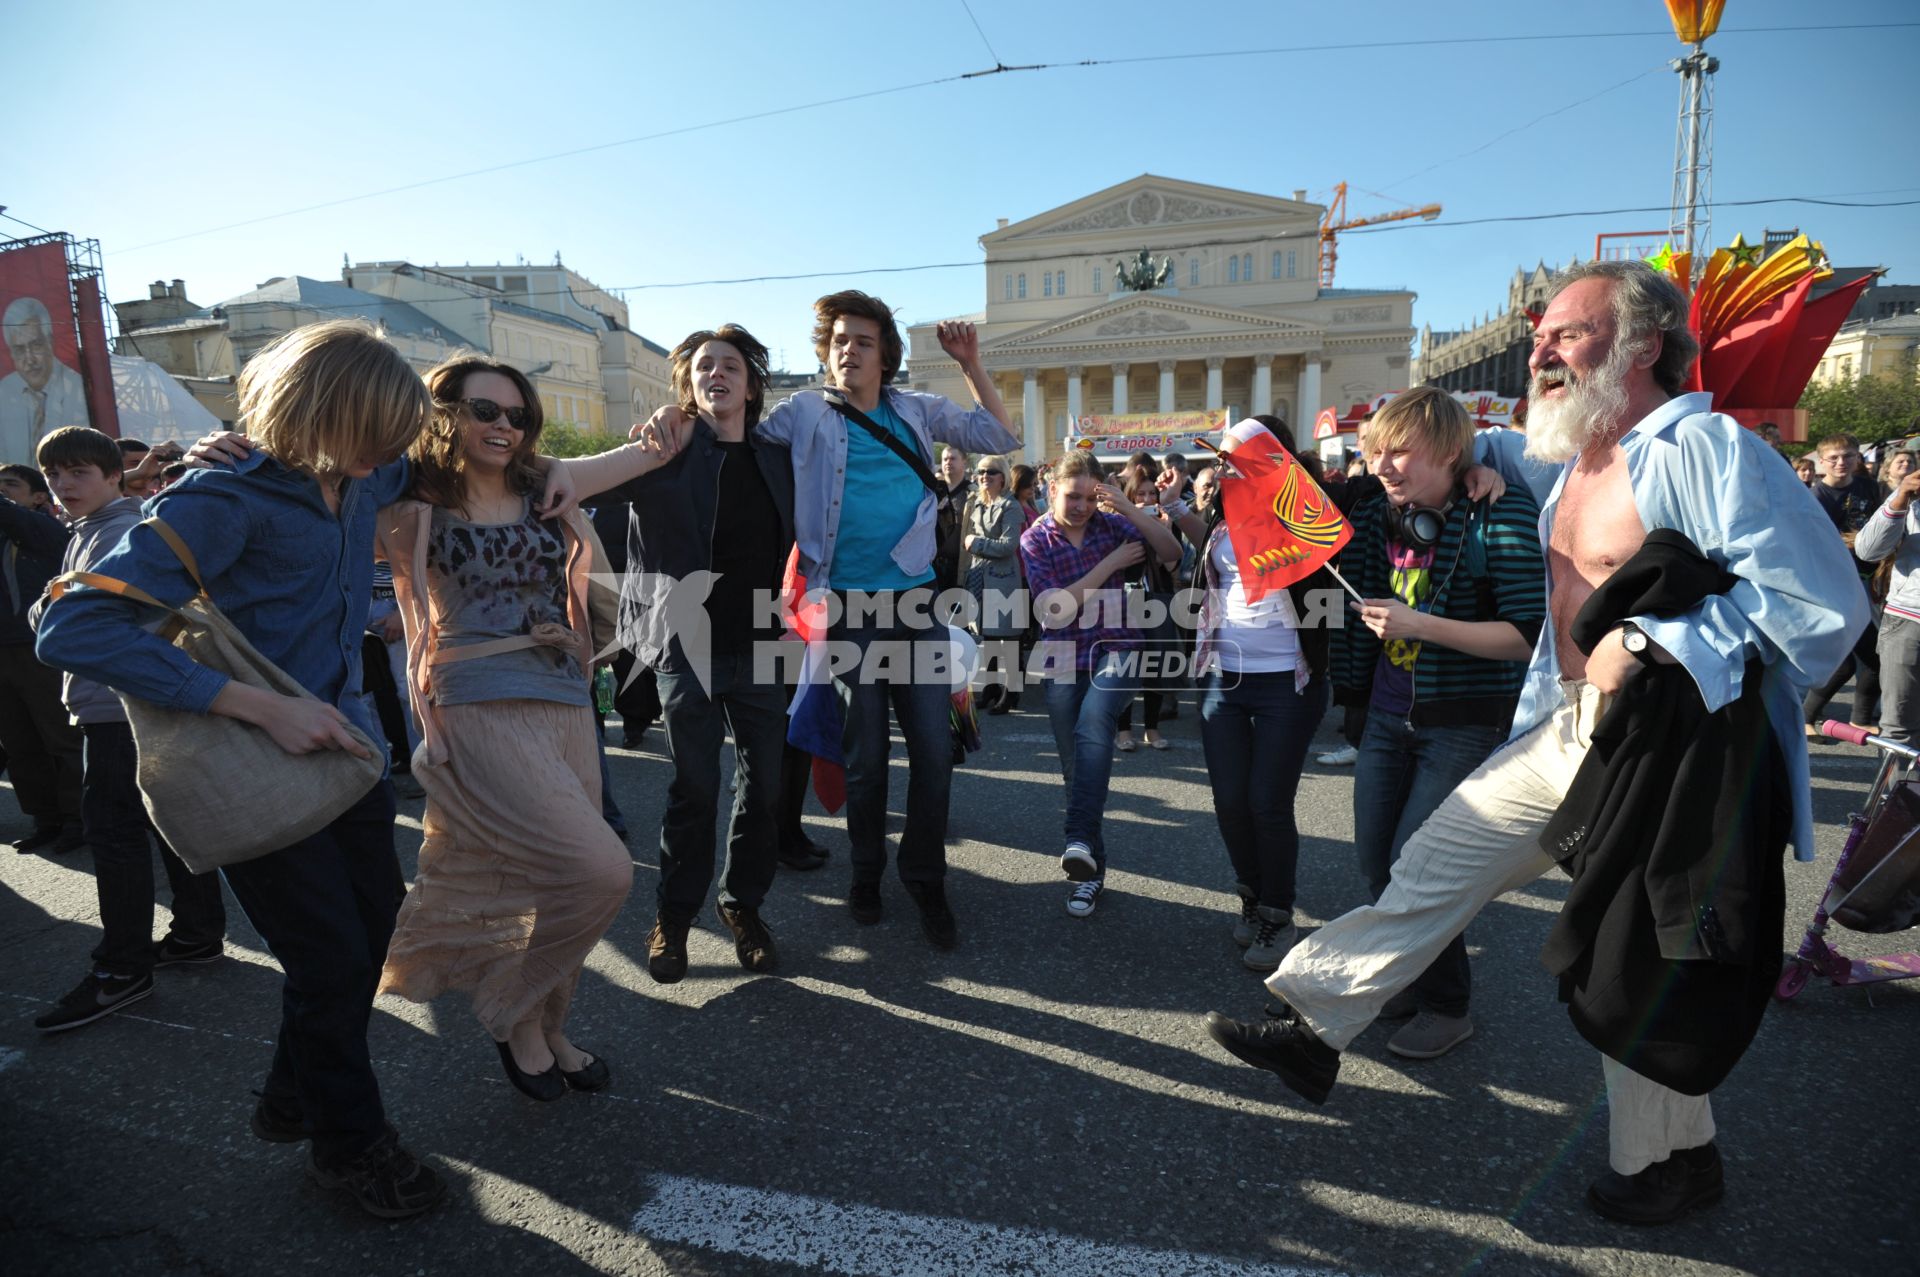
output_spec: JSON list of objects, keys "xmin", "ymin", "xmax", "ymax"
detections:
[{"xmin": 906, "ymin": 175, "xmax": 1415, "ymax": 462}]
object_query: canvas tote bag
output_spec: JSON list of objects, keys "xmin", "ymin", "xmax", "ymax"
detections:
[{"xmin": 48, "ymin": 516, "xmax": 385, "ymax": 872}]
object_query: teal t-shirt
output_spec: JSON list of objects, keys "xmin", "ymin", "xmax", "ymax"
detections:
[{"xmin": 831, "ymin": 398, "xmax": 934, "ymax": 591}]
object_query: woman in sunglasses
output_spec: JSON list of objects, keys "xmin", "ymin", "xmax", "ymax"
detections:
[
  {"xmin": 375, "ymin": 354, "xmax": 679, "ymax": 1102},
  {"xmin": 964, "ymin": 453, "xmax": 1026, "ymax": 712}
]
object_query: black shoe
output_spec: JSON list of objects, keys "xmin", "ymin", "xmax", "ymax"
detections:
[
  {"xmin": 155, "ymin": 935, "xmax": 225, "ymax": 968},
  {"xmin": 848, "ymin": 881, "xmax": 883, "ymax": 926},
  {"xmin": 494, "ymin": 1038, "xmax": 565, "ymax": 1102},
  {"xmin": 776, "ymin": 838, "xmax": 829, "ymax": 871},
  {"xmin": 250, "ymin": 1091, "xmax": 308, "ymax": 1143},
  {"xmin": 904, "ymin": 880, "xmax": 958, "ymax": 951},
  {"xmin": 48, "ymin": 824, "xmax": 86, "ymax": 855},
  {"xmin": 1204, "ymin": 1005, "xmax": 1340, "ymax": 1105},
  {"xmin": 621, "ymin": 721, "xmax": 655, "ymax": 749},
  {"xmin": 306, "ymin": 1130, "xmax": 446, "ymax": 1218},
  {"xmin": 1587, "ymin": 1143, "xmax": 1724, "ymax": 1225},
  {"xmin": 715, "ymin": 900, "xmax": 778, "ymax": 973},
  {"xmin": 645, "ymin": 915, "xmax": 692, "ymax": 984},
  {"xmin": 33, "ymin": 970, "xmax": 153, "ymax": 1033},
  {"xmin": 560, "ymin": 1052, "xmax": 611, "ymax": 1093},
  {"xmin": 987, "ymin": 695, "xmax": 1017, "ymax": 716},
  {"xmin": 14, "ymin": 823, "xmax": 82, "ymax": 855}
]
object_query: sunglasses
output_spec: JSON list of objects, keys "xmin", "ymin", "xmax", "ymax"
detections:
[{"xmin": 460, "ymin": 398, "xmax": 532, "ymax": 431}]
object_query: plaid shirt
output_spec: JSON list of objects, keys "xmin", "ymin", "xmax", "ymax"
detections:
[{"xmin": 1019, "ymin": 510, "xmax": 1143, "ymax": 672}]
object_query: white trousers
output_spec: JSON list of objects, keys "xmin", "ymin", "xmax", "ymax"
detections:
[{"xmin": 1268, "ymin": 681, "xmax": 1715, "ymax": 1175}]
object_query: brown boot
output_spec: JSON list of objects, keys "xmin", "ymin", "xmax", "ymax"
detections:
[
  {"xmin": 645, "ymin": 914, "xmax": 692, "ymax": 984},
  {"xmin": 714, "ymin": 900, "xmax": 777, "ymax": 973}
]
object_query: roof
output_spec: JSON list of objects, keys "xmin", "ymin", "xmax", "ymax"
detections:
[
  {"xmin": 492, "ymin": 299, "xmax": 598, "ymax": 335},
  {"xmin": 219, "ymin": 276, "xmax": 454, "ymax": 344}
]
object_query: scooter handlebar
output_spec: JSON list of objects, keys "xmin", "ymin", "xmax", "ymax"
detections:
[{"xmin": 1821, "ymin": 720, "xmax": 1873, "ymax": 746}]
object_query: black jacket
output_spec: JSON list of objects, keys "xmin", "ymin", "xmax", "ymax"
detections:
[
  {"xmin": 0, "ymin": 496, "xmax": 70, "ymax": 648},
  {"xmin": 606, "ymin": 419, "xmax": 795, "ymax": 669},
  {"xmin": 1538, "ymin": 529, "xmax": 1787, "ymax": 1096}
]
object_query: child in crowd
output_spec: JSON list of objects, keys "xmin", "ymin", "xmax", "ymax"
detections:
[{"xmin": 28, "ymin": 428, "xmax": 227, "ymax": 1032}]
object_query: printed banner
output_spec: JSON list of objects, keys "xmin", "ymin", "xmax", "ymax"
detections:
[
  {"xmin": 1071, "ymin": 408, "xmax": 1229, "ymax": 451},
  {"xmin": 0, "ymin": 241, "xmax": 89, "ymax": 464}
]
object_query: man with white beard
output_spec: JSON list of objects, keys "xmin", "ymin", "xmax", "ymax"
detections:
[{"xmin": 1204, "ymin": 260, "xmax": 1864, "ymax": 1224}]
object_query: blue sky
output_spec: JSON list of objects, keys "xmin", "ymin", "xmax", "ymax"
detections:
[{"xmin": 6, "ymin": 1, "xmax": 1915, "ymax": 379}]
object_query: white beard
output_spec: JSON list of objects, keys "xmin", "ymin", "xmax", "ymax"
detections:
[{"xmin": 1525, "ymin": 341, "xmax": 1635, "ymax": 463}]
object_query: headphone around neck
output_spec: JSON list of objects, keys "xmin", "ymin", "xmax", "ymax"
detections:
[{"xmin": 1382, "ymin": 494, "xmax": 1457, "ymax": 552}]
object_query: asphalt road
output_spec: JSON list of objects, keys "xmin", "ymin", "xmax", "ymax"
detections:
[{"xmin": 3, "ymin": 691, "xmax": 1917, "ymax": 1277}]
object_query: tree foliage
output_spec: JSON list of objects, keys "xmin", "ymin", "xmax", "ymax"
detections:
[
  {"xmin": 1800, "ymin": 356, "xmax": 1920, "ymax": 445},
  {"xmin": 538, "ymin": 420, "xmax": 629, "ymax": 458}
]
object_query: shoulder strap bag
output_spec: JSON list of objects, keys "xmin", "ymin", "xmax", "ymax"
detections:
[{"xmin": 824, "ymin": 392, "xmax": 961, "ymax": 583}]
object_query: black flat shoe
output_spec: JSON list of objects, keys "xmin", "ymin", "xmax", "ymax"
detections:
[
  {"xmin": 494, "ymin": 1039, "xmax": 565, "ymax": 1102},
  {"xmin": 561, "ymin": 1052, "xmax": 611, "ymax": 1093}
]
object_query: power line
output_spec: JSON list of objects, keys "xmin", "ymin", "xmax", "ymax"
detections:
[
  {"xmin": 957, "ymin": 0, "xmax": 1002, "ymax": 65},
  {"xmin": 1339, "ymin": 195, "xmax": 1920, "ymax": 235},
  {"xmin": 106, "ymin": 21, "xmax": 1919, "ymax": 259}
]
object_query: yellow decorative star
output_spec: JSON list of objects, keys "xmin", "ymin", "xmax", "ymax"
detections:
[{"xmin": 1726, "ymin": 233, "xmax": 1763, "ymax": 268}]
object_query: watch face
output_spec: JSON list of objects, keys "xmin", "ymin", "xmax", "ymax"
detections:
[{"xmin": 1624, "ymin": 628, "xmax": 1647, "ymax": 652}]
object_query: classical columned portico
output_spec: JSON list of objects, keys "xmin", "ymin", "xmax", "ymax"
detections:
[{"xmin": 1110, "ymin": 362, "xmax": 1130, "ymax": 415}]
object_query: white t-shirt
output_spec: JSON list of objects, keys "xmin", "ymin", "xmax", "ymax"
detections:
[{"xmin": 1208, "ymin": 526, "xmax": 1301, "ymax": 673}]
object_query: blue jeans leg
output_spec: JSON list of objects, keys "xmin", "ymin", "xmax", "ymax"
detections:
[
  {"xmin": 1044, "ymin": 658, "xmax": 1133, "ymax": 869},
  {"xmin": 1353, "ymin": 715, "xmax": 1506, "ymax": 1017},
  {"xmin": 1197, "ymin": 669, "xmax": 1325, "ymax": 912}
]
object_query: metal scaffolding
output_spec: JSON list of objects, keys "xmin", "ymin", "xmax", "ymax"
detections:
[{"xmin": 1669, "ymin": 45, "xmax": 1719, "ymax": 274}]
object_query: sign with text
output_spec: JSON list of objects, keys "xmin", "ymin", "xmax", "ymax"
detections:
[{"xmin": 1071, "ymin": 408, "xmax": 1230, "ymax": 454}]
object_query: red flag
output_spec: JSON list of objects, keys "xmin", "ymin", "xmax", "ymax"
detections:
[{"xmin": 1218, "ymin": 432, "xmax": 1351, "ymax": 602}]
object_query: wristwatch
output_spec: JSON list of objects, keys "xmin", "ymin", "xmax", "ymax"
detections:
[{"xmin": 1620, "ymin": 622, "xmax": 1657, "ymax": 666}]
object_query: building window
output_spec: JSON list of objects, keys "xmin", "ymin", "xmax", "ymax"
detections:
[
  {"xmin": 1272, "ymin": 251, "xmax": 1283, "ymax": 279},
  {"xmin": 1017, "ymin": 274, "xmax": 1027, "ymax": 299},
  {"xmin": 1093, "ymin": 267, "xmax": 1103, "ymax": 293},
  {"xmin": 1043, "ymin": 273, "xmax": 1053, "ymax": 298},
  {"xmin": 1190, "ymin": 257, "xmax": 1200, "ymax": 287},
  {"xmin": 1004, "ymin": 274, "xmax": 1012, "ymax": 300},
  {"xmin": 1242, "ymin": 253, "xmax": 1254, "ymax": 281},
  {"xmin": 1228, "ymin": 256, "xmax": 1239, "ymax": 283},
  {"xmin": 1287, "ymin": 250, "xmax": 1297, "ymax": 278},
  {"xmin": 1056, "ymin": 270, "xmax": 1067, "ymax": 295}
]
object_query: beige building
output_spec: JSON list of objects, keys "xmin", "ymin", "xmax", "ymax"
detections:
[
  {"xmin": 1410, "ymin": 263, "xmax": 1557, "ymax": 398},
  {"xmin": 1812, "ymin": 313, "xmax": 1920, "ymax": 386},
  {"xmin": 905, "ymin": 175, "xmax": 1415, "ymax": 461}
]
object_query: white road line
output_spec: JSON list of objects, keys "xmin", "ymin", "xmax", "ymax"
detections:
[
  {"xmin": 630, "ymin": 1172, "xmax": 1363, "ymax": 1277},
  {"xmin": 0, "ymin": 1045, "xmax": 23, "ymax": 1073}
]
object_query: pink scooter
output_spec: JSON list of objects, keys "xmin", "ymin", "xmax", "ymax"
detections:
[{"xmin": 1776, "ymin": 720, "xmax": 1920, "ymax": 1000}]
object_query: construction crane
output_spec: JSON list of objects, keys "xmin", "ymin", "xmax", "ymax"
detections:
[{"xmin": 1317, "ymin": 182, "xmax": 1442, "ymax": 288}]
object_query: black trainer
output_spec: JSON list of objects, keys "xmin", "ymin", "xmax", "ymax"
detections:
[
  {"xmin": 1587, "ymin": 1142, "xmax": 1724, "ymax": 1225},
  {"xmin": 34, "ymin": 971, "xmax": 153, "ymax": 1033},
  {"xmin": 305, "ymin": 1131, "xmax": 446, "ymax": 1218},
  {"xmin": 250, "ymin": 1091, "xmax": 308, "ymax": 1143},
  {"xmin": 715, "ymin": 900, "xmax": 777, "ymax": 973},
  {"xmin": 645, "ymin": 915, "xmax": 692, "ymax": 984},
  {"xmin": 1204, "ymin": 1005, "xmax": 1341, "ymax": 1105},
  {"xmin": 155, "ymin": 935, "xmax": 224, "ymax": 968},
  {"xmin": 904, "ymin": 880, "xmax": 958, "ymax": 951},
  {"xmin": 848, "ymin": 881, "xmax": 883, "ymax": 925}
]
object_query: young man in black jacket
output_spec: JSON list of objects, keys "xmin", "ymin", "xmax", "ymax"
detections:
[{"xmin": 609, "ymin": 326, "xmax": 796, "ymax": 982}]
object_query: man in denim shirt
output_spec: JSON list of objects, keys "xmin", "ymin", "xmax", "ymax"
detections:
[{"xmin": 653, "ymin": 291, "xmax": 1017, "ymax": 948}]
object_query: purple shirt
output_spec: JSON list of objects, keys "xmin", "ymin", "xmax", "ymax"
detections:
[{"xmin": 1020, "ymin": 510, "xmax": 1143, "ymax": 672}]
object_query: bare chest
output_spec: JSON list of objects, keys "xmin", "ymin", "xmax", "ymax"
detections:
[{"xmin": 1549, "ymin": 451, "xmax": 1646, "ymax": 589}]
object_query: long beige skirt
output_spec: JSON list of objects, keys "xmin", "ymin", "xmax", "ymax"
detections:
[{"xmin": 378, "ymin": 699, "xmax": 633, "ymax": 1041}]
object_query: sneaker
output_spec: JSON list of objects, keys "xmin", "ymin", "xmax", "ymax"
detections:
[
  {"xmin": 33, "ymin": 970, "xmax": 153, "ymax": 1033},
  {"xmin": 1586, "ymin": 1142, "xmax": 1724, "ymax": 1225},
  {"xmin": 1316, "ymin": 744, "xmax": 1359, "ymax": 766},
  {"xmin": 305, "ymin": 1130, "xmax": 446, "ymax": 1219},
  {"xmin": 848, "ymin": 881, "xmax": 883, "ymax": 926},
  {"xmin": 1204, "ymin": 1004, "xmax": 1341, "ymax": 1105},
  {"xmin": 1386, "ymin": 1011, "xmax": 1475, "ymax": 1059},
  {"xmin": 390, "ymin": 771, "xmax": 426, "ymax": 801},
  {"xmin": 1066, "ymin": 878, "xmax": 1104, "ymax": 918},
  {"xmin": 714, "ymin": 900, "xmax": 777, "ymax": 974},
  {"xmin": 250, "ymin": 1091, "xmax": 309, "ymax": 1143},
  {"xmin": 903, "ymin": 880, "xmax": 958, "ymax": 950},
  {"xmin": 1061, "ymin": 841, "xmax": 1099, "ymax": 883},
  {"xmin": 1242, "ymin": 906, "xmax": 1298, "ymax": 971},
  {"xmin": 1232, "ymin": 886, "xmax": 1259, "ymax": 948},
  {"xmin": 645, "ymin": 915, "xmax": 692, "ymax": 984},
  {"xmin": 154, "ymin": 935, "xmax": 224, "ymax": 968}
]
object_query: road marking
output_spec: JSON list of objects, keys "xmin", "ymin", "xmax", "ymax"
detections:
[
  {"xmin": 630, "ymin": 1172, "xmax": 1364, "ymax": 1276},
  {"xmin": 0, "ymin": 1045, "xmax": 23, "ymax": 1073}
]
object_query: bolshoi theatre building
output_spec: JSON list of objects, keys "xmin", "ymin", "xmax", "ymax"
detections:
[{"xmin": 906, "ymin": 175, "xmax": 1415, "ymax": 464}]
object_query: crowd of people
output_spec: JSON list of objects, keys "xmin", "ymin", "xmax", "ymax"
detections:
[{"xmin": 0, "ymin": 263, "xmax": 1890, "ymax": 1229}]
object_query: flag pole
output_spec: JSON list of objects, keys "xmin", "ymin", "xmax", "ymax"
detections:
[{"xmin": 1325, "ymin": 563, "xmax": 1367, "ymax": 608}]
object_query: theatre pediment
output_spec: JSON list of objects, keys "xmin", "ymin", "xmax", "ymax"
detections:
[
  {"xmin": 985, "ymin": 174, "xmax": 1320, "ymax": 246},
  {"xmin": 987, "ymin": 296, "xmax": 1322, "ymax": 355}
]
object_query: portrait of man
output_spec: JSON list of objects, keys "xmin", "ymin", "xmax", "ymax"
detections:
[{"xmin": 1, "ymin": 296, "xmax": 91, "ymax": 464}]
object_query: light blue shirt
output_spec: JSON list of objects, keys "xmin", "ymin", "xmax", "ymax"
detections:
[
  {"xmin": 756, "ymin": 387, "xmax": 1020, "ymax": 592},
  {"xmin": 1509, "ymin": 392, "xmax": 1867, "ymax": 861},
  {"xmin": 830, "ymin": 398, "xmax": 933, "ymax": 591}
]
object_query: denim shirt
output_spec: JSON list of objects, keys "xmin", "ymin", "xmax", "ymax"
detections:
[
  {"xmin": 755, "ymin": 387, "xmax": 1020, "ymax": 592},
  {"xmin": 35, "ymin": 451, "xmax": 411, "ymax": 743},
  {"xmin": 1509, "ymin": 393, "xmax": 1867, "ymax": 860}
]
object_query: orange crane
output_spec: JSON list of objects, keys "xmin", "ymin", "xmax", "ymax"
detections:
[{"xmin": 1318, "ymin": 182, "xmax": 1442, "ymax": 287}]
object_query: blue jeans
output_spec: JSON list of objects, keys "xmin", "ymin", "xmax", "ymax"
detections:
[
  {"xmin": 831, "ymin": 587, "xmax": 955, "ymax": 885},
  {"xmin": 220, "ymin": 781, "xmax": 402, "ymax": 1163},
  {"xmin": 82, "ymin": 721, "xmax": 225, "ymax": 977},
  {"xmin": 1198, "ymin": 669, "xmax": 1327, "ymax": 913},
  {"xmin": 1352, "ymin": 714, "xmax": 1507, "ymax": 1017},
  {"xmin": 1043, "ymin": 653, "xmax": 1138, "ymax": 870},
  {"xmin": 654, "ymin": 648, "xmax": 785, "ymax": 919}
]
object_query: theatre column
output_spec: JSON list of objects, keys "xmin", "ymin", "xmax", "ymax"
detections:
[
  {"xmin": 1158, "ymin": 359, "xmax": 1176, "ymax": 413},
  {"xmin": 1110, "ymin": 361, "xmax": 1130, "ymax": 415},
  {"xmin": 1204, "ymin": 356, "xmax": 1224, "ymax": 411},
  {"xmin": 1021, "ymin": 368, "xmax": 1040, "ymax": 462},
  {"xmin": 1298, "ymin": 355, "xmax": 1322, "ymax": 446},
  {"xmin": 1066, "ymin": 364, "xmax": 1084, "ymax": 426},
  {"xmin": 1252, "ymin": 354, "xmax": 1273, "ymax": 416}
]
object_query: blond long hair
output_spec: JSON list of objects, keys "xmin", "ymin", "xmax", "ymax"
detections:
[{"xmin": 238, "ymin": 320, "xmax": 428, "ymax": 475}]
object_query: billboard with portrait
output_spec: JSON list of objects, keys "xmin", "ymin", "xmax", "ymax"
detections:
[{"xmin": 0, "ymin": 240, "xmax": 91, "ymax": 464}]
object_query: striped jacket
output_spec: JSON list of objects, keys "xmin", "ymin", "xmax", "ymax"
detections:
[{"xmin": 1332, "ymin": 485, "xmax": 1547, "ymax": 730}]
